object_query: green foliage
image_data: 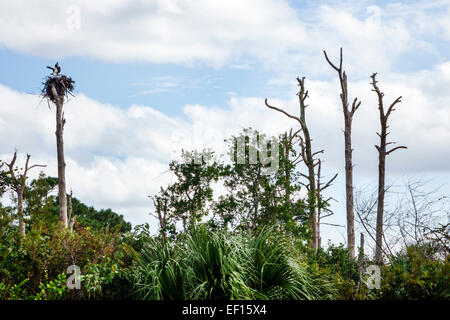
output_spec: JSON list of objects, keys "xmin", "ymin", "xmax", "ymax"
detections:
[
  {"xmin": 132, "ymin": 238, "xmax": 185, "ymax": 300},
  {"xmin": 24, "ymin": 172, "xmax": 60, "ymax": 227},
  {"xmin": 22, "ymin": 173, "xmax": 131, "ymax": 233},
  {"xmin": 82, "ymin": 257, "xmax": 121, "ymax": 298},
  {"xmin": 306, "ymin": 244, "xmax": 370, "ymax": 300},
  {"xmin": 0, "ymin": 227, "xmax": 30, "ymax": 287},
  {"xmin": 70, "ymin": 197, "xmax": 131, "ymax": 233},
  {"xmin": 0, "ymin": 164, "xmax": 11, "ymax": 196},
  {"xmin": 0, "ymin": 279, "xmax": 29, "ymax": 300},
  {"xmin": 1, "ymin": 130, "xmax": 447, "ymax": 301},
  {"xmin": 167, "ymin": 149, "xmax": 220, "ymax": 231},
  {"xmin": 0, "ymin": 220, "xmax": 134, "ymax": 300},
  {"xmin": 246, "ymin": 228, "xmax": 335, "ymax": 299},
  {"xmin": 216, "ymin": 129, "xmax": 308, "ymax": 236},
  {"xmin": 34, "ymin": 273, "xmax": 69, "ymax": 300},
  {"xmin": 149, "ymin": 129, "xmax": 309, "ymax": 243},
  {"xmin": 378, "ymin": 244, "xmax": 450, "ymax": 299},
  {"xmin": 131, "ymin": 226, "xmax": 336, "ymax": 300},
  {"xmin": 183, "ymin": 226, "xmax": 252, "ymax": 299},
  {"xmin": 0, "ymin": 204, "xmax": 13, "ymax": 233}
]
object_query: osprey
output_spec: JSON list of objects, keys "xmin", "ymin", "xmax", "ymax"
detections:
[{"xmin": 47, "ymin": 62, "xmax": 61, "ymax": 76}]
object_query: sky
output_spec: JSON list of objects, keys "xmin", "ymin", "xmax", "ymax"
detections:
[{"xmin": 0, "ymin": 0, "xmax": 449, "ymax": 245}]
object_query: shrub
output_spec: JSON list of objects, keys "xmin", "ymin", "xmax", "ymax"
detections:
[
  {"xmin": 305, "ymin": 244, "xmax": 369, "ymax": 300},
  {"xmin": 0, "ymin": 222, "xmax": 134, "ymax": 300},
  {"xmin": 130, "ymin": 226, "xmax": 336, "ymax": 300},
  {"xmin": 378, "ymin": 244, "xmax": 449, "ymax": 299}
]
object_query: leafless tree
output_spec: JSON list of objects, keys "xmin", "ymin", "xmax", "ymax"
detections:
[
  {"xmin": 266, "ymin": 77, "xmax": 337, "ymax": 251},
  {"xmin": 2, "ymin": 152, "xmax": 46, "ymax": 236},
  {"xmin": 355, "ymin": 178, "xmax": 447, "ymax": 261},
  {"xmin": 396, "ymin": 179, "xmax": 449, "ymax": 257},
  {"xmin": 370, "ymin": 73, "xmax": 407, "ymax": 264},
  {"xmin": 354, "ymin": 184, "xmax": 396, "ymax": 262},
  {"xmin": 67, "ymin": 190, "xmax": 76, "ymax": 232},
  {"xmin": 323, "ymin": 48, "xmax": 361, "ymax": 257},
  {"xmin": 279, "ymin": 128, "xmax": 302, "ymax": 232},
  {"xmin": 150, "ymin": 188, "xmax": 171, "ymax": 240},
  {"xmin": 42, "ymin": 67, "xmax": 75, "ymax": 228},
  {"xmin": 316, "ymin": 159, "xmax": 338, "ymax": 248}
]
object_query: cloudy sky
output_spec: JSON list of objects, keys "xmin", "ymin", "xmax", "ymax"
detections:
[{"xmin": 0, "ymin": 0, "xmax": 449, "ymax": 244}]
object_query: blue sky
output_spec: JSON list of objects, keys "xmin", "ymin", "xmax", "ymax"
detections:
[
  {"xmin": 0, "ymin": 0, "xmax": 449, "ymax": 247},
  {"xmin": 0, "ymin": 48, "xmax": 258, "ymax": 116}
]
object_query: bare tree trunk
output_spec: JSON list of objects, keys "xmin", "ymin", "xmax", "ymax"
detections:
[
  {"xmin": 281, "ymin": 133, "xmax": 290, "ymax": 233},
  {"xmin": 316, "ymin": 159, "xmax": 338, "ymax": 250},
  {"xmin": 51, "ymin": 85, "xmax": 68, "ymax": 228},
  {"xmin": 344, "ymin": 116, "xmax": 356, "ymax": 257},
  {"xmin": 151, "ymin": 193, "xmax": 170, "ymax": 240},
  {"xmin": 68, "ymin": 190, "xmax": 76, "ymax": 232},
  {"xmin": 375, "ymin": 134, "xmax": 386, "ymax": 264},
  {"xmin": 265, "ymin": 77, "xmax": 322, "ymax": 250},
  {"xmin": 303, "ymin": 122, "xmax": 318, "ymax": 250},
  {"xmin": 370, "ymin": 73, "xmax": 406, "ymax": 264},
  {"xmin": 4, "ymin": 152, "xmax": 46, "ymax": 236},
  {"xmin": 323, "ymin": 48, "xmax": 360, "ymax": 258},
  {"xmin": 17, "ymin": 187, "xmax": 25, "ymax": 236},
  {"xmin": 317, "ymin": 214, "xmax": 321, "ymax": 249},
  {"xmin": 359, "ymin": 232, "xmax": 365, "ymax": 260},
  {"xmin": 279, "ymin": 129, "xmax": 302, "ymax": 233}
]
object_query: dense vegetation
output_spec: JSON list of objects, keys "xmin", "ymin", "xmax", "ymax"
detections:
[
  {"xmin": 0, "ymin": 129, "xmax": 448, "ymax": 300},
  {"xmin": 0, "ymin": 56, "xmax": 448, "ymax": 301}
]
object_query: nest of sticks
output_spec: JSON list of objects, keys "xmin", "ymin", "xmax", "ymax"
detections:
[{"xmin": 41, "ymin": 75, "xmax": 75, "ymax": 104}]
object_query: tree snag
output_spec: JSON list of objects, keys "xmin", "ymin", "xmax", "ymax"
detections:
[
  {"xmin": 3, "ymin": 152, "xmax": 46, "ymax": 236},
  {"xmin": 41, "ymin": 66, "xmax": 75, "ymax": 228},
  {"xmin": 68, "ymin": 190, "xmax": 76, "ymax": 232},
  {"xmin": 150, "ymin": 187, "xmax": 172, "ymax": 240},
  {"xmin": 266, "ymin": 77, "xmax": 337, "ymax": 251},
  {"xmin": 316, "ymin": 159, "xmax": 338, "ymax": 248},
  {"xmin": 370, "ymin": 72, "xmax": 406, "ymax": 264},
  {"xmin": 323, "ymin": 48, "xmax": 361, "ymax": 257}
]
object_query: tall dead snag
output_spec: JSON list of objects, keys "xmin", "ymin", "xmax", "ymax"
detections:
[
  {"xmin": 3, "ymin": 152, "xmax": 46, "ymax": 236},
  {"xmin": 316, "ymin": 159, "xmax": 338, "ymax": 248},
  {"xmin": 370, "ymin": 73, "xmax": 406, "ymax": 264},
  {"xmin": 41, "ymin": 65, "xmax": 75, "ymax": 228},
  {"xmin": 150, "ymin": 188, "xmax": 171, "ymax": 240},
  {"xmin": 266, "ymin": 77, "xmax": 337, "ymax": 251},
  {"xmin": 67, "ymin": 190, "xmax": 76, "ymax": 232},
  {"xmin": 323, "ymin": 48, "xmax": 361, "ymax": 257},
  {"xmin": 279, "ymin": 128, "xmax": 302, "ymax": 232}
]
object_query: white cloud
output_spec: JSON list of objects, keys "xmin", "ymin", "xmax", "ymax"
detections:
[
  {"xmin": 1, "ymin": 1, "xmax": 450, "ymax": 242},
  {"xmin": 0, "ymin": 0, "xmax": 307, "ymax": 67},
  {"xmin": 132, "ymin": 75, "xmax": 217, "ymax": 96},
  {"xmin": 1, "ymin": 57, "xmax": 450, "ymax": 226},
  {"xmin": 1, "ymin": 0, "xmax": 448, "ymax": 73}
]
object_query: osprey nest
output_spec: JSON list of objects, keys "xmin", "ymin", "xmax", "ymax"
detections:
[{"xmin": 41, "ymin": 75, "xmax": 75, "ymax": 103}]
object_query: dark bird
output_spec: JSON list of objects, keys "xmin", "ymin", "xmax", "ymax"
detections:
[{"xmin": 46, "ymin": 62, "xmax": 61, "ymax": 76}]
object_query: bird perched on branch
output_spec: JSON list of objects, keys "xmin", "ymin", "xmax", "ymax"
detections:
[{"xmin": 47, "ymin": 62, "xmax": 61, "ymax": 76}]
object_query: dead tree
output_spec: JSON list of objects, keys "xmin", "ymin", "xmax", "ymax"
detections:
[
  {"xmin": 279, "ymin": 128, "xmax": 302, "ymax": 232},
  {"xmin": 67, "ymin": 190, "xmax": 76, "ymax": 232},
  {"xmin": 150, "ymin": 188, "xmax": 171, "ymax": 240},
  {"xmin": 41, "ymin": 66, "xmax": 75, "ymax": 228},
  {"xmin": 323, "ymin": 48, "xmax": 361, "ymax": 257},
  {"xmin": 3, "ymin": 152, "xmax": 46, "ymax": 236},
  {"xmin": 266, "ymin": 77, "xmax": 336, "ymax": 251},
  {"xmin": 316, "ymin": 159, "xmax": 338, "ymax": 248},
  {"xmin": 370, "ymin": 72, "xmax": 406, "ymax": 264}
]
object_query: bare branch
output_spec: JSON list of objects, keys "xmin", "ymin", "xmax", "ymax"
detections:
[
  {"xmin": 264, "ymin": 99, "xmax": 305, "ymax": 127},
  {"xmin": 386, "ymin": 96, "xmax": 402, "ymax": 118},
  {"xmin": 386, "ymin": 145, "xmax": 407, "ymax": 155},
  {"xmin": 322, "ymin": 173, "xmax": 339, "ymax": 191},
  {"xmin": 323, "ymin": 50, "xmax": 340, "ymax": 72},
  {"xmin": 321, "ymin": 222, "xmax": 345, "ymax": 228}
]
